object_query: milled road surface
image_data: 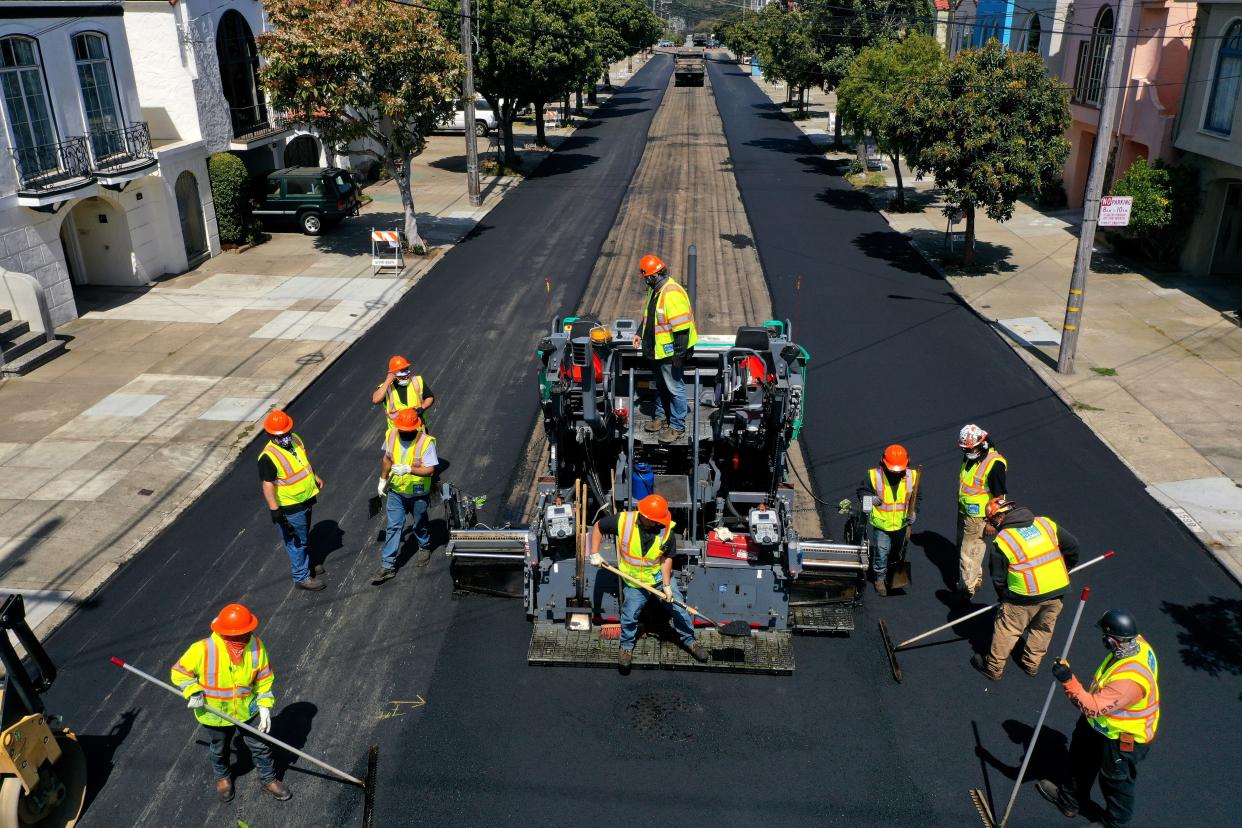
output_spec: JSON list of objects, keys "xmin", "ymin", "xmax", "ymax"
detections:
[{"xmin": 36, "ymin": 53, "xmax": 1237, "ymax": 827}]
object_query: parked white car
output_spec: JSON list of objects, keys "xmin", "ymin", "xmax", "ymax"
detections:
[{"xmin": 437, "ymin": 99, "xmax": 498, "ymax": 137}]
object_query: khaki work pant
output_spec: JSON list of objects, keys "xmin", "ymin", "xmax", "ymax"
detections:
[
  {"xmin": 986, "ymin": 597, "xmax": 1064, "ymax": 676},
  {"xmin": 957, "ymin": 513, "xmax": 987, "ymax": 594}
]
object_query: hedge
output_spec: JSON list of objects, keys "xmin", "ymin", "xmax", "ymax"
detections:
[{"xmin": 207, "ymin": 152, "xmax": 252, "ymax": 244}]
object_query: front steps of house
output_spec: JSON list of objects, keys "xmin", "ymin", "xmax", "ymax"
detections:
[{"xmin": 0, "ymin": 308, "xmax": 66, "ymax": 377}]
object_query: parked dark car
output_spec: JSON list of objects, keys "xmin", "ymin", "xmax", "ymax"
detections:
[{"xmin": 252, "ymin": 167, "xmax": 360, "ymax": 235}]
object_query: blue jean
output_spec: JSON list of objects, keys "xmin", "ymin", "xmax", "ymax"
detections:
[
  {"xmin": 277, "ymin": 507, "xmax": 312, "ymax": 583},
  {"xmin": 203, "ymin": 715, "xmax": 276, "ymax": 783},
  {"xmin": 383, "ymin": 491, "xmax": 431, "ymax": 567},
  {"xmin": 870, "ymin": 525, "xmax": 905, "ymax": 579},
  {"xmin": 652, "ymin": 359, "xmax": 687, "ymax": 431},
  {"xmin": 620, "ymin": 574, "xmax": 697, "ymax": 649}
]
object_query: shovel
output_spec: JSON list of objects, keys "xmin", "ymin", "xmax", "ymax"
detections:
[
  {"xmin": 594, "ymin": 559, "xmax": 752, "ymax": 637},
  {"xmin": 888, "ymin": 464, "xmax": 921, "ymax": 591}
]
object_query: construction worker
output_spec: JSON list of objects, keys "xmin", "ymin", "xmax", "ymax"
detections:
[
  {"xmin": 258, "ymin": 410, "xmax": 325, "ymax": 591},
  {"xmin": 1037, "ymin": 610, "xmax": 1160, "ymax": 828},
  {"xmin": 373, "ymin": 408, "xmax": 438, "ymax": 584},
  {"xmin": 970, "ymin": 497, "xmax": 1079, "ymax": 680},
  {"xmin": 956, "ymin": 423, "xmax": 1007, "ymax": 599},
  {"xmin": 632, "ymin": 253, "xmax": 697, "ymax": 443},
  {"xmin": 856, "ymin": 444, "xmax": 921, "ymax": 596},
  {"xmin": 586, "ymin": 494, "xmax": 708, "ymax": 668},
  {"xmin": 170, "ymin": 603, "xmax": 291, "ymax": 803},
  {"xmin": 371, "ymin": 355, "xmax": 433, "ymax": 434}
]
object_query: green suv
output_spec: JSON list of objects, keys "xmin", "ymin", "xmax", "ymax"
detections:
[{"xmin": 253, "ymin": 167, "xmax": 360, "ymax": 235}]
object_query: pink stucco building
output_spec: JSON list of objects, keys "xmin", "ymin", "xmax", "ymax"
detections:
[{"xmin": 1059, "ymin": 0, "xmax": 1197, "ymax": 207}]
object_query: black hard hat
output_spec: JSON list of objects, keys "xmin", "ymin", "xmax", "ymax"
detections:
[{"xmin": 1098, "ymin": 609, "xmax": 1139, "ymax": 639}]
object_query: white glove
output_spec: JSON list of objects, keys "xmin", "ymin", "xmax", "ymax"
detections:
[
  {"xmin": 391, "ymin": 464, "xmax": 412, "ymax": 475},
  {"xmin": 589, "ymin": 552, "xmax": 604, "ymax": 567},
  {"xmin": 258, "ymin": 707, "xmax": 272, "ymax": 733},
  {"xmin": 377, "ymin": 476, "xmax": 389, "ymax": 497},
  {"xmin": 187, "ymin": 692, "xmax": 205, "ymax": 709},
  {"xmin": 662, "ymin": 586, "xmax": 674, "ymax": 602},
  {"xmin": 714, "ymin": 527, "xmax": 735, "ymax": 541}
]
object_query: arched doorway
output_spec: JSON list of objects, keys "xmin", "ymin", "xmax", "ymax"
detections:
[
  {"xmin": 175, "ymin": 171, "xmax": 208, "ymax": 263},
  {"xmin": 284, "ymin": 135, "xmax": 321, "ymax": 168},
  {"xmin": 63, "ymin": 197, "xmax": 134, "ymax": 286}
]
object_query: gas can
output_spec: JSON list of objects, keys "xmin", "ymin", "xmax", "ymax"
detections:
[{"xmin": 632, "ymin": 463, "xmax": 655, "ymax": 500}]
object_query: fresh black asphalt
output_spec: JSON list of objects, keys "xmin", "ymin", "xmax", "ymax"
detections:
[{"xmin": 36, "ymin": 51, "xmax": 1238, "ymax": 826}]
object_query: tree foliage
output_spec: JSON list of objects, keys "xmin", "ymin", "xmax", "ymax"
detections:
[
  {"xmin": 207, "ymin": 152, "xmax": 253, "ymax": 245},
  {"xmin": 896, "ymin": 40, "xmax": 1070, "ymax": 266},
  {"xmin": 595, "ymin": 0, "xmax": 662, "ymax": 67},
  {"xmin": 259, "ymin": 0, "xmax": 462, "ymax": 248},
  {"xmin": 1109, "ymin": 157, "xmax": 1200, "ymax": 265}
]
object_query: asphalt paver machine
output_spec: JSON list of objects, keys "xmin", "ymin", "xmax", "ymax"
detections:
[{"xmin": 446, "ymin": 316, "xmax": 869, "ymax": 673}]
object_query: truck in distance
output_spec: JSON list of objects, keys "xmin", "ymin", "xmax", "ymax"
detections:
[{"xmin": 674, "ymin": 50, "xmax": 705, "ymax": 87}]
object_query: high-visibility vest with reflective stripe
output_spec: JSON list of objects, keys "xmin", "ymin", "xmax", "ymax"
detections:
[
  {"xmin": 642, "ymin": 279, "xmax": 698, "ymax": 360},
  {"xmin": 614, "ymin": 510, "xmax": 675, "ymax": 587},
  {"xmin": 958, "ymin": 450, "xmax": 1006, "ymax": 517},
  {"xmin": 261, "ymin": 434, "xmax": 319, "ymax": 507},
  {"xmin": 387, "ymin": 430, "xmax": 436, "ymax": 496},
  {"xmin": 170, "ymin": 633, "xmax": 275, "ymax": 727},
  {"xmin": 383, "ymin": 377, "xmax": 425, "ymax": 432},
  {"xmin": 994, "ymin": 516, "xmax": 1070, "ymax": 597},
  {"xmin": 868, "ymin": 467, "xmax": 918, "ymax": 532},
  {"xmin": 1088, "ymin": 636, "xmax": 1160, "ymax": 743}
]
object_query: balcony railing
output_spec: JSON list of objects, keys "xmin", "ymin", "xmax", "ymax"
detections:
[
  {"xmin": 230, "ymin": 104, "xmax": 289, "ymax": 143},
  {"xmin": 89, "ymin": 121, "xmax": 154, "ymax": 174},
  {"xmin": 10, "ymin": 136, "xmax": 93, "ymax": 193}
]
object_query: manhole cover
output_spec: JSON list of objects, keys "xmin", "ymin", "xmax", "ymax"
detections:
[{"xmin": 625, "ymin": 688, "xmax": 702, "ymax": 742}]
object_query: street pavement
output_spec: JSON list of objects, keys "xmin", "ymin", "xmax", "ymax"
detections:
[{"xmin": 27, "ymin": 52, "xmax": 1238, "ymax": 827}]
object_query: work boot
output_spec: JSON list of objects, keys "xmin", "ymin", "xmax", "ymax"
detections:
[
  {"xmin": 686, "ymin": 642, "xmax": 709, "ymax": 662},
  {"xmin": 644, "ymin": 417, "xmax": 666, "ymax": 433},
  {"xmin": 873, "ymin": 577, "xmax": 888, "ymax": 597},
  {"xmin": 215, "ymin": 777, "xmax": 234, "ymax": 803},
  {"xmin": 260, "ymin": 779, "xmax": 292, "ymax": 801},
  {"xmin": 312, "ymin": 563, "xmax": 326, "ymax": 576},
  {"xmin": 970, "ymin": 653, "xmax": 1002, "ymax": 681},
  {"xmin": 618, "ymin": 648, "xmax": 633, "ymax": 669},
  {"xmin": 295, "ymin": 577, "xmax": 326, "ymax": 592},
  {"xmin": 415, "ymin": 546, "xmax": 434, "ymax": 567},
  {"xmin": 657, "ymin": 427, "xmax": 685, "ymax": 444},
  {"xmin": 371, "ymin": 567, "xmax": 396, "ymax": 585},
  {"xmin": 1035, "ymin": 779, "xmax": 1077, "ymax": 818},
  {"xmin": 1020, "ymin": 662, "xmax": 1041, "ymax": 677}
]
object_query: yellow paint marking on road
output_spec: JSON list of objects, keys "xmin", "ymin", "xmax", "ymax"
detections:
[{"xmin": 380, "ymin": 696, "xmax": 426, "ymax": 719}]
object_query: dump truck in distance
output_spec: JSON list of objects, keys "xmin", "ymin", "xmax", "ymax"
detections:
[
  {"xmin": 692, "ymin": 33, "xmax": 708, "ymax": 47},
  {"xmin": 674, "ymin": 50, "xmax": 705, "ymax": 87}
]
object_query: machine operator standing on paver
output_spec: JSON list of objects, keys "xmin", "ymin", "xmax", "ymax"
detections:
[
  {"xmin": 631, "ymin": 254, "xmax": 697, "ymax": 443},
  {"xmin": 257, "ymin": 410, "xmax": 326, "ymax": 591},
  {"xmin": 372, "ymin": 354, "xmax": 434, "ymax": 435},
  {"xmin": 373, "ymin": 408, "xmax": 439, "ymax": 584},
  {"xmin": 1038, "ymin": 610, "xmax": 1160, "ymax": 828},
  {"xmin": 857, "ymin": 444, "xmax": 921, "ymax": 596},
  {"xmin": 956, "ymin": 423, "xmax": 1008, "ymax": 600},
  {"xmin": 587, "ymin": 494, "xmax": 708, "ymax": 668},
  {"xmin": 171, "ymin": 603, "xmax": 292, "ymax": 803},
  {"xmin": 970, "ymin": 497, "xmax": 1079, "ymax": 680}
]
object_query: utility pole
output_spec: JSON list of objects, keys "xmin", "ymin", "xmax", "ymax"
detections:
[
  {"xmin": 460, "ymin": 0, "xmax": 481, "ymax": 207},
  {"xmin": 1056, "ymin": 0, "xmax": 1135, "ymax": 373}
]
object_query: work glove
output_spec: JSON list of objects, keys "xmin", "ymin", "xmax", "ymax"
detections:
[
  {"xmin": 377, "ymin": 477, "xmax": 389, "ymax": 498},
  {"xmin": 258, "ymin": 707, "xmax": 272, "ymax": 734},
  {"xmin": 662, "ymin": 585, "xmax": 674, "ymax": 603},
  {"xmin": 187, "ymin": 692, "xmax": 205, "ymax": 710},
  {"xmin": 1051, "ymin": 659, "xmax": 1073, "ymax": 683},
  {"xmin": 391, "ymin": 464, "xmax": 412, "ymax": 476},
  {"xmin": 907, "ymin": 513, "xmax": 917, "ymax": 526},
  {"xmin": 589, "ymin": 552, "xmax": 604, "ymax": 567},
  {"xmin": 270, "ymin": 508, "xmax": 290, "ymax": 528},
  {"xmin": 714, "ymin": 527, "xmax": 735, "ymax": 542}
]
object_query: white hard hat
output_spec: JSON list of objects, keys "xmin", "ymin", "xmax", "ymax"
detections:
[{"xmin": 958, "ymin": 424, "xmax": 988, "ymax": 449}]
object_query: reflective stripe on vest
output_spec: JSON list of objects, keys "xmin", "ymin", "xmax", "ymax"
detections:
[
  {"xmin": 958, "ymin": 450, "xmax": 1005, "ymax": 516},
  {"xmin": 197, "ymin": 635, "xmax": 263, "ymax": 725},
  {"xmin": 387, "ymin": 430, "xmax": 435, "ymax": 496},
  {"xmin": 615, "ymin": 511, "xmax": 674, "ymax": 586},
  {"xmin": 994, "ymin": 516, "xmax": 1069, "ymax": 596},
  {"xmin": 384, "ymin": 377, "xmax": 424, "ymax": 423},
  {"xmin": 261, "ymin": 435, "xmax": 319, "ymax": 507},
  {"xmin": 868, "ymin": 468, "xmax": 916, "ymax": 532},
  {"xmin": 645, "ymin": 280, "xmax": 698, "ymax": 359},
  {"xmin": 1088, "ymin": 637, "xmax": 1160, "ymax": 743}
]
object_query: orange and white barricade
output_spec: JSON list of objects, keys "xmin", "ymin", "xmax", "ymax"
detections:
[{"xmin": 371, "ymin": 228, "xmax": 405, "ymax": 274}]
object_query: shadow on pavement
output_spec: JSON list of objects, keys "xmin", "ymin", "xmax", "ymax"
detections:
[
  {"xmin": 271, "ymin": 700, "xmax": 317, "ymax": 778},
  {"xmin": 1161, "ymin": 596, "xmax": 1242, "ymax": 698},
  {"xmin": 309, "ymin": 519, "xmax": 344, "ymax": 573},
  {"xmin": 743, "ymin": 136, "xmax": 812, "ymax": 156},
  {"xmin": 852, "ymin": 229, "xmax": 940, "ymax": 276},
  {"xmin": 975, "ymin": 719, "xmax": 1070, "ymax": 783},
  {"xmin": 720, "ymin": 232, "xmax": 754, "ymax": 249},
  {"xmin": 913, "ymin": 529, "xmax": 959, "ymax": 590},
  {"xmin": 78, "ymin": 708, "xmax": 139, "ymax": 813},
  {"xmin": 816, "ymin": 187, "xmax": 874, "ymax": 212}
]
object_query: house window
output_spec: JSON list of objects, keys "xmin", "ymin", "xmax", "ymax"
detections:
[
  {"xmin": 0, "ymin": 36, "xmax": 56, "ymax": 170},
  {"xmin": 216, "ymin": 10, "xmax": 267, "ymax": 137},
  {"xmin": 73, "ymin": 33, "xmax": 123, "ymax": 159},
  {"xmin": 1074, "ymin": 7, "xmax": 1114, "ymax": 106},
  {"xmin": 1026, "ymin": 15, "xmax": 1042, "ymax": 54},
  {"xmin": 1204, "ymin": 21, "xmax": 1242, "ymax": 135}
]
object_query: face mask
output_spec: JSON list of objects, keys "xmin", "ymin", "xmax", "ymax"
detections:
[
  {"xmin": 638, "ymin": 518, "xmax": 662, "ymax": 534},
  {"xmin": 273, "ymin": 434, "xmax": 294, "ymax": 449},
  {"xmin": 398, "ymin": 430, "xmax": 419, "ymax": 443},
  {"xmin": 643, "ymin": 275, "xmax": 660, "ymax": 290},
  {"xmin": 964, "ymin": 448, "xmax": 982, "ymax": 460},
  {"xmin": 395, "ymin": 372, "xmax": 412, "ymax": 386}
]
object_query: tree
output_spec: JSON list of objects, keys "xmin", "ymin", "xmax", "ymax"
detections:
[
  {"xmin": 896, "ymin": 40, "xmax": 1070, "ymax": 267},
  {"xmin": 595, "ymin": 0, "xmax": 662, "ymax": 85},
  {"xmin": 756, "ymin": 5, "xmax": 823, "ymax": 118},
  {"xmin": 259, "ymin": 0, "xmax": 462, "ymax": 249},
  {"xmin": 1109, "ymin": 157, "xmax": 1200, "ymax": 265},
  {"xmin": 836, "ymin": 34, "xmax": 945, "ymax": 208}
]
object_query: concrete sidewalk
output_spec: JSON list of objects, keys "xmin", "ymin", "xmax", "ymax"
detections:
[
  {"xmin": 0, "ymin": 64, "xmax": 640, "ymax": 632},
  {"xmin": 754, "ymin": 75, "xmax": 1242, "ymax": 582}
]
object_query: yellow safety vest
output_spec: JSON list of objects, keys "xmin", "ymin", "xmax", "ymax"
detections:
[
  {"xmin": 170, "ymin": 633, "xmax": 275, "ymax": 727},
  {"xmin": 994, "ymin": 516, "xmax": 1070, "ymax": 597},
  {"xmin": 868, "ymin": 467, "xmax": 918, "ymax": 532},
  {"xmin": 382, "ymin": 377, "xmax": 426, "ymax": 432},
  {"xmin": 642, "ymin": 279, "xmax": 698, "ymax": 360},
  {"xmin": 387, "ymin": 429, "xmax": 436, "ymax": 496},
  {"xmin": 1088, "ymin": 636, "xmax": 1160, "ymax": 743},
  {"xmin": 958, "ymin": 450, "xmax": 1006, "ymax": 517},
  {"xmin": 261, "ymin": 435, "xmax": 319, "ymax": 507},
  {"xmin": 614, "ymin": 510, "xmax": 675, "ymax": 587}
]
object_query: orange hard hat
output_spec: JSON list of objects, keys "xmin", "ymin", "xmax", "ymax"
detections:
[
  {"xmin": 211, "ymin": 603, "xmax": 259, "ymax": 637},
  {"xmin": 393, "ymin": 408, "xmax": 422, "ymax": 432},
  {"xmin": 388, "ymin": 355, "xmax": 411, "ymax": 373},
  {"xmin": 985, "ymin": 496, "xmax": 1016, "ymax": 521},
  {"xmin": 882, "ymin": 444, "xmax": 909, "ymax": 472},
  {"xmin": 638, "ymin": 254, "xmax": 666, "ymax": 278},
  {"xmin": 637, "ymin": 494, "xmax": 672, "ymax": 526},
  {"xmin": 263, "ymin": 409, "xmax": 293, "ymax": 435}
]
